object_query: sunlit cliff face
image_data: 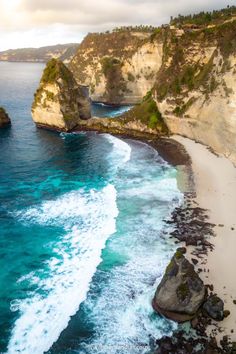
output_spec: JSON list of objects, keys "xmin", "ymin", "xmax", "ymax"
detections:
[{"xmin": 0, "ymin": 0, "xmax": 234, "ymax": 50}]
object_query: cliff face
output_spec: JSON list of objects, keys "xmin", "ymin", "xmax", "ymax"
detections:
[
  {"xmin": 69, "ymin": 31, "xmax": 163, "ymax": 104},
  {"xmin": 153, "ymin": 20, "xmax": 236, "ymax": 164},
  {"xmin": 67, "ymin": 12, "xmax": 236, "ymax": 163},
  {"xmin": 0, "ymin": 107, "xmax": 11, "ymax": 128},
  {"xmin": 32, "ymin": 59, "xmax": 91, "ymax": 132}
]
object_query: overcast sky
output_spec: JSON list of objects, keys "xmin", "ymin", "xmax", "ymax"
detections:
[{"xmin": 0, "ymin": 0, "xmax": 235, "ymax": 51}]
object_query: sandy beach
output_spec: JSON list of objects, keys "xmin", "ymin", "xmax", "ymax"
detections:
[{"xmin": 174, "ymin": 135, "xmax": 236, "ymax": 340}]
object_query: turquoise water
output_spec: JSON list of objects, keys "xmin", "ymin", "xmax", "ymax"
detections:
[{"xmin": 0, "ymin": 62, "xmax": 182, "ymax": 354}]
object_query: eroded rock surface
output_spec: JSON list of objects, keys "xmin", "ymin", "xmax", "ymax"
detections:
[
  {"xmin": 32, "ymin": 58, "xmax": 91, "ymax": 131},
  {"xmin": 153, "ymin": 248, "xmax": 206, "ymax": 322}
]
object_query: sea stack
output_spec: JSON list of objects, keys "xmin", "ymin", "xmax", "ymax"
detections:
[
  {"xmin": 0, "ymin": 107, "xmax": 11, "ymax": 128},
  {"xmin": 152, "ymin": 248, "xmax": 205, "ymax": 322},
  {"xmin": 32, "ymin": 58, "xmax": 91, "ymax": 132}
]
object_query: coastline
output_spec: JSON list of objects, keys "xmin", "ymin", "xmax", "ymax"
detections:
[
  {"xmin": 114, "ymin": 132, "xmax": 236, "ymax": 349},
  {"xmin": 173, "ymin": 135, "xmax": 236, "ymax": 342},
  {"xmin": 34, "ymin": 122, "xmax": 236, "ymax": 349}
]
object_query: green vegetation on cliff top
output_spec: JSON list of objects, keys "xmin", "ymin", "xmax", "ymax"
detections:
[
  {"xmin": 170, "ymin": 6, "xmax": 236, "ymax": 27},
  {"xmin": 41, "ymin": 58, "xmax": 75, "ymax": 86},
  {"xmin": 121, "ymin": 91, "xmax": 168, "ymax": 134}
]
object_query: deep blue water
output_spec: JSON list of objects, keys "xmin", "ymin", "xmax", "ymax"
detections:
[{"xmin": 0, "ymin": 62, "xmax": 182, "ymax": 354}]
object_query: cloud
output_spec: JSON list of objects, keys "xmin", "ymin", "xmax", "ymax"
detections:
[{"xmin": 0, "ymin": 0, "xmax": 235, "ymax": 50}]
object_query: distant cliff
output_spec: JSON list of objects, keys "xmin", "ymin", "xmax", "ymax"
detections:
[{"xmin": 0, "ymin": 44, "xmax": 79, "ymax": 64}]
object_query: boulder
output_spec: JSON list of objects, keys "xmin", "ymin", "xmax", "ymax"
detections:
[
  {"xmin": 152, "ymin": 249, "xmax": 206, "ymax": 322},
  {"xmin": 0, "ymin": 107, "xmax": 11, "ymax": 128},
  {"xmin": 32, "ymin": 58, "xmax": 91, "ymax": 132},
  {"xmin": 203, "ymin": 295, "xmax": 224, "ymax": 321}
]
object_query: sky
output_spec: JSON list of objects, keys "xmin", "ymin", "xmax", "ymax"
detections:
[{"xmin": 0, "ymin": 0, "xmax": 235, "ymax": 51}]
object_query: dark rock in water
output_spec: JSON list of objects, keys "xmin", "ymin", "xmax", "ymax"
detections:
[
  {"xmin": 203, "ymin": 295, "xmax": 224, "ymax": 321},
  {"xmin": 152, "ymin": 249, "xmax": 205, "ymax": 322},
  {"xmin": 0, "ymin": 107, "xmax": 11, "ymax": 128}
]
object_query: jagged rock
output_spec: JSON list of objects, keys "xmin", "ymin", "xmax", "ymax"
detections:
[
  {"xmin": 0, "ymin": 107, "xmax": 11, "ymax": 128},
  {"xmin": 152, "ymin": 249, "xmax": 206, "ymax": 322},
  {"xmin": 203, "ymin": 295, "xmax": 224, "ymax": 321},
  {"xmin": 32, "ymin": 58, "xmax": 91, "ymax": 132}
]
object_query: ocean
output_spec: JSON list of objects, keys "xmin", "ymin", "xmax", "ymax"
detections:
[{"xmin": 0, "ymin": 62, "xmax": 183, "ymax": 354}]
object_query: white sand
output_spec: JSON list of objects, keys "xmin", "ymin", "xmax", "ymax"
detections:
[{"xmin": 174, "ymin": 135, "xmax": 236, "ymax": 340}]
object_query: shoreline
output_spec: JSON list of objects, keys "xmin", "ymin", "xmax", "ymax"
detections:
[
  {"xmin": 115, "ymin": 132, "xmax": 236, "ymax": 350},
  {"xmin": 34, "ymin": 124, "xmax": 236, "ymax": 349},
  {"xmin": 173, "ymin": 136, "xmax": 236, "ymax": 342}
]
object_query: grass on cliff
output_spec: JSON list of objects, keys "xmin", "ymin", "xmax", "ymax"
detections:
[
  {"xmin": 41, "ymin": 58, "xmax": 74, "ymax": 86},
  {"xmin": 122, "ymin": 91, "xmax": 169, "ymax": 133}
]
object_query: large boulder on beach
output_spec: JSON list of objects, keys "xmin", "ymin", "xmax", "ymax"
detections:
[
  {"xmin": 0, "ymin": 107, "xmax": 11, "ymax": 128},
  {"xmin": 152, "ymin": 249, "xmax": 206, "ymax": 322},
  {"xmin": 203, "ymin": 295, "xmax": 224, "ymax": 321},
  {"xmin": 32, "ymin": 59, "xmax": 91, "ymax": 132}
]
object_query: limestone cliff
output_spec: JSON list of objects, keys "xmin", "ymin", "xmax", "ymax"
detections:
[
  {"xmin": 69, "ymin": 30, "xmax": 163, "ymax": 104},
  {"xmin": 0, "ymin": 107, "xmax": 11, "ymax": 128},
  {"xmin": 69, "ymin": 8, "xmax": 236, "ymax": 164},
  {"xmin": 153, "ymin": 19, "xmax": 236, "ymax": 164},
  {"xmin": 32, "ymin": 59, "xmax": 91, "ymax": 131}
]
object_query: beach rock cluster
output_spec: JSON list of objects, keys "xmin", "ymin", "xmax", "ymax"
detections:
[
  {"xmin": 154, "ymin": 332, "xmax": 236, "ymax": 354},
  {"xmin": 152, "ymin": 248, "xmax": 206, "ymax": 322},
  {"xmin": 0, "ymin": 107, "xmax": 11, "ymax": 128},
  {"xmin": 167, "ymin": 205, "xmax": 215, "ymax": 255},
  {"xmin": 32, "ymin": 58, "xmax": 91, "ymax": 132},
  {"xmin": 203, "ymin": 295, "xmax": 224, "ymax": 321}
]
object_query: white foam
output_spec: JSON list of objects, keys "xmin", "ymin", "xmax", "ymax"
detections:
[
  {"xmin": 77, "ymin": 140, "xmax": 183, "ymax": 354},
  {"xmin": 7, "ymin": 184, "xmax": 118, "ymax": 354},
  {"xmin": 103, "ymin": 134, "xmax": 131, "ymax": 165}
]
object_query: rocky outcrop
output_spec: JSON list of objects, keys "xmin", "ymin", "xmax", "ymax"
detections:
[
  {"xmin": 154, "ymin": 20, "xmax": 236, "ymax": 165},
  {"xmin": 67, "ymin": 11, "xmax": 236, "ymax": 164},
  {"xmin": 152, "ymin": 248, "xmax": 205, "ymax": 322},
  {"xmin": 69, "ymin": 30, "xmax": 163, "ymax": 104},
  {"xmin": 32, "ymin": 59, "xmax": 91, "ymax": 131},
  {"xmin": 0, "ymin": 107, "xmax": 11, "ymax": 128}
]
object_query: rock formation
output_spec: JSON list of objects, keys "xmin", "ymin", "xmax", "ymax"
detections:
[
  {"xmin": 32, "ymin": 58, "xmax": 91, "ymax": 132},
  {"xmin": 69, "ymin": 30, "xmax": 163, "ymax": 105},
  {"xmin": 0, "ymin": 107, "xmax": 11, "ymax": 128},
  {"xmin": 69, "ymin": 8, "xmax": 236, "ymax": 164},
  {"xmin": 152, "ymin": 248, "xmax": 205, "ymax": 322},
  {"xmin": 154, "ymin": 19, "xmax": 236, "ymax": 165}
]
